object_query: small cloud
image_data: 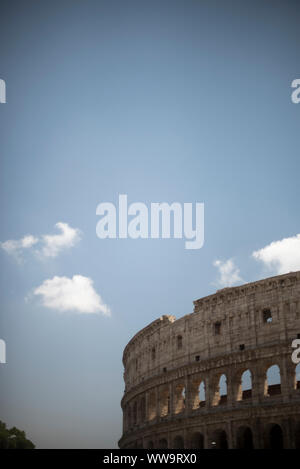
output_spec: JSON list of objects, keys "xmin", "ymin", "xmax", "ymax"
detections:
[
  {"xmin": 252, "ymin": 233, "xmax": 300, "ymax": 275},
  {"xmin": 1, "ymin": 222, "xmax": 81, "ymax": 261},
  {"xmin": 213, "ymin": 258, "xmax": 243, "ymax": 288},
  {"xmin": 32, "ymin": 275, "xmax": 111, "ymax": 316},
  {"xmin": 39, "ymin": 222, "xmax": 81, "ymax": 258},
  {"xmin": 0, "ymin": 235, "xmax": 38, "ymax": 261}
]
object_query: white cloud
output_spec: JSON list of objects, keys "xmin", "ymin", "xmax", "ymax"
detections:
[
  {"xmin": 252, "ymin": 233, "xmax": 300, "ymax": 275},
  {"xmin": 1, "ymin": 222, "xmax": 81, "ymax": 261},
  {"xmin": 213, "ymin": 258, "xmax": 243, "ymax": 288},
  {"xmin": 0, "ymin": 235, "xmax": 39, "ymax": 261},
  {"xmin": 33, "ymin": 275, "xmax": 111, "ymax": 316},
  {"xmin": 40, "ymin": 222, "xmax": 81, "ymax": 258}
]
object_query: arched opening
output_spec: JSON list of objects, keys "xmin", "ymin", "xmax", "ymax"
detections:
[
  {"xmin": 212, "ymin": 374, "xmax": 227, "ymax": 406},
  {"xmin": 191, "ymin": 379, "xmax": 205, "ymax": 409},
  {"xmin": 237, "ymin": 370, "xmax": 252, "ymax": 401},
  {"xmin": 214, "ymin": 321, "xmax": 221, "ymax": 335},
  {"xmin": 173, "ymin": 435, "xmax": 184, "ymax": 449},
  {"xmin": 198, "ymin": 381, "xmax": 206, "ymax": 407},
  {"xmin": 237, "ymin": 427, "xmax": 254, "ymax": 449},
  {"xmin": 174, "ymin": 383, "xmax": 185, "ymax": 414},
  {"xmin": 147, "ymin": 441, "xmax": 154, "ymax": 449},
  {"xmin": 182, "ymin": 387, "xmax": 186, "ymax": 407},
  {"xmin": 219, "ymin": 431, "xmax": 228, "ymax": 449},
  {"xmin": 190, "ymin": 432, "xmax": 204, "ymax": 449},
  {"xmin": 268, "ymin": 424, "xmax": 284, "ymax": 449},
  {"xmin": 151, "ymin": 347, "xmax": 156, "ymax": 361},
  {"xmin": 219, "ymin": 374, "xmax": 227, "ymax": 405},
  {"xmin": 295, "ymin": 363, "xmax": 300, "ymax": 390},
  {"xmin": 211, "ymin": 430, "xmax": 228, "ymax": 449},
  {"xmin": 265, "ymin": 365, "xmax": 281, "ymax": 396},
  {"xmin": 262, "ymin": 308, "xmax": 272, "ymax": 323},
  {"xmin": 177, "ymin": 335, "xmax": 183, "ymax": 350},
  {"xmin": 158, "ymin": 438, "xmax": 168, "ymax": 449}
]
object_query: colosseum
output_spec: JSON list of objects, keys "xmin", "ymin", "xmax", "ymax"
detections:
[{"xmin": 118, "ymin": 271, "xmax": 300, "ymax": 449}]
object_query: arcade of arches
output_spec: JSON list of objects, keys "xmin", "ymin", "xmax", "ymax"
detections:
[
  {"xmin": 121, "ymin": 362, "xmax": 300, "ymax": 448},
  {"xmin": 119, "ymin": 272, "xmax": 300, "ymax": 449}
]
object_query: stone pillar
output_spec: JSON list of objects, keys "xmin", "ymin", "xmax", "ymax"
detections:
[
  {"xmin": 203, "ymin": 426, "xmax": 209, "ymax": 449},
  {"xmin": 169, "ymin": 382, "xmax": 173, "ymax": 416},
  {"xmin": 289, "ymin": 419, "xmax": 298, "ymax": 449},
  {"xmin": 183, "ymin": 427, "xmax": 187, "ymax": 449},
  {"xmin": 167, "ymin": 430, "xmax": 171, "ymax": 449},
  {"xmin": 282, "ymin": 354, "xmax": 295, "ymax": 399},
  {"xmin": 145, "ymin": 392, "xmax": 149, "ymax": 421},
  {"xmin": 206, "ymin": 373, "xmax": 212, "ymax": 408},
  {"xmin": 255, "ymin": 366, "xmax": 266, "ymax": 404},
  {"xmin": 155, "ymin": 386, "xmax": 159, "ymax": 421},
  {"xmin": 227, "ymin": 421, "xmax": 234, "ymax": 449},
  {"xmin": 280, "ymin": 356, "xmax": 290, "ymax": 403},
  {"xmin": 184, "ymin": 375, "xmax": 189, "ymax": 414},
  {"xmin": 251, "ymin": 362, "xmax": 261, "ymax": 404},
  {"xmin": 253, "ymin": 418, "xmax": 264, "ymax": 449},
  {"xmin": 282, "ymin": 418, "xmax": 293, "ymax": 449},
  {"xmin": 228, "ymin": 369, "xmax": 235, "ymax": 408}
]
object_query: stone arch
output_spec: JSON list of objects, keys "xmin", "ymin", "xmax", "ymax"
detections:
[
  {"xmin": 198, "ymin": 381, "xmax": 206, "ymax": 407},
  {"xmin": 236, "ymin": 426, "xmax": 254, "ymax": 449},
  {"xmin": 158, "ymin": 438, "xmax": 168, "ymax": 449},
  {"xmin": 236, "ymin": 369, "xmax": 253, "ymax": 401},
  {"xmin": 211, "ymin": 429, "xmax": 228, "ymax": 449},
  {"xmin": 190, "ymin": 431, "xmax": 204, "ymax": 449},
  {"xmin": 173, "ymin": 435, "xmax": 184, "ymax": 449},
  {"xmin": 212, "ymin": 373, "xmax": 227, "ymax": 406},
  {"xmin": 264, "ymin": 423, "xmax": 284, "ymax": 449},
  {"xmin": 264, "ymin": 364, "xmax": 281, "ymax": 397}
]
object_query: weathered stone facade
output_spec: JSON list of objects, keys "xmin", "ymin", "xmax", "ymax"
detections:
[{"xmin": 119, "ymin": 271, "xmax": 300, "ymax": 449}]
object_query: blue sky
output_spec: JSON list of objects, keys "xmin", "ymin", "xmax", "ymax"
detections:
[{"xmin": 0, "ymin": 0, "xmax": 299, "ymax": 448}]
